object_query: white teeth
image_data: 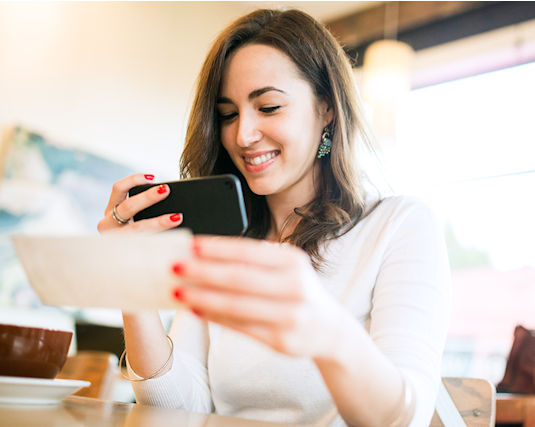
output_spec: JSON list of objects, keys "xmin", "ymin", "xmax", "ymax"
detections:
[{"xmin": 244, "ymin": 151, "xmax": 278, "ymax": 166}]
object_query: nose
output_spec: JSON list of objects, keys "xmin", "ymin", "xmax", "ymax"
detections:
[{"xmin": 236, "ymin": 112, "xmax": 261, "ymax": 147}]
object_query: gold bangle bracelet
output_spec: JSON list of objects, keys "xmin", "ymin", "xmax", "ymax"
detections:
[{"xmin": 119, "ymin": 335, "xmax": 174, "ymax": 382}]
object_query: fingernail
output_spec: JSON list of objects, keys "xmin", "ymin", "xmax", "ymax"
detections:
[
  {"xmin": 170, "ymin": 213, "xmax": 182, "ymax": 222},
  {"xmin": 171, "ymin": 263, "xmax": 185, "ymax": 275},
  {"xmin": 192, "ymin": 239, "xmax": 201, "ymax": 256},
  {"xmin": 172, "ymin": 288, "xmax": 186, "ymax": 301},
  {"xmin": 169, "ymin": 214, "xmax": 182, "ymax": 222},
  {"xmin": 157, "ymin": 184, "xmax": 167, "ymax": 194},
  {"xmin": 191, "ymin": 308, "xmax": 202, "ymax": 317},
  {"xmin": 144, "ymin": 174, "xmax": 155, "ymax": 180}
]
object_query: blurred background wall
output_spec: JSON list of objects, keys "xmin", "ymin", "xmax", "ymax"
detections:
[{"xmin": 0, "ymin": 1, "xmax": 373, "ymax": 178}]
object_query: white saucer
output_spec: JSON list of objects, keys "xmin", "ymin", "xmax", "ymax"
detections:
[{"xmin": 0, "ymin": 376, "xmax": 91, "ymax": 405}]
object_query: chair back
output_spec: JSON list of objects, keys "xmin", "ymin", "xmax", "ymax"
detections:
[{"xmin": 430, "ymin": 377, "xmax": 495, "ymax": 427}]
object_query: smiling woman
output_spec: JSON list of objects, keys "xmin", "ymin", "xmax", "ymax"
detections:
[
  {"xmin": 180, "ymin": 9, "xmax": 375, "ymax": 269},
  {"xmin": 98, "ymin": 8, "xmax": 451, "ymax": 427}
]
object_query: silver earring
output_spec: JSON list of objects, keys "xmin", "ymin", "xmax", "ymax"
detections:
[{"xmin": 317, "ymin": 126, "xmax": 332, "ymax": 158}]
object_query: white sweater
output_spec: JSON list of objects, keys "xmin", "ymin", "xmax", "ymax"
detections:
[{"xmin": 130, "ymin": 196, "xmax": 451, "ymax": 426}]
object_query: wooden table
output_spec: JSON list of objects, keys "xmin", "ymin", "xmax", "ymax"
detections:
[
  {"xmin": 0, "ymin": 395, "xmax": 295, "ymax": 427},
  {"xmin": 496, "ymin": 393, "xmax": 535, "ymax": 426}
]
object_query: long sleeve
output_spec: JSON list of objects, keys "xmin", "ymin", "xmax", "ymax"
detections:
[
  {"xmin": 368, "ymin": 198, "xmax": 451, "ymax": 425},
  {"xmin": 128, "ymin": 311, "xmax": 213, "ymax": 413}
]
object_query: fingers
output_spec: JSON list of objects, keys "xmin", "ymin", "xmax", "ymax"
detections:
[
  {"xmin": 171, "ymin": 257, "xmax": 305, "ymax": 300},
  {"xmin": 105, "ymin": 173, "xmax": 157, "ymax": 214},
  {"xmin": 115, "ymin": 184, "xmax": 169, "ymax": 221},
  {"xmin": 98, "ymin": 211, "xmax": 183, "ymax": 233},
  {"xmin": 174, "ymin": 285, "xmax": 297, "ymax": 327},
  {"xmin": 98, "ymin": 173, "xmax": 180, "ymax": 232},
  {"xmin": 128, "ymin": 213, "xmax": 183, "ymax": 232},
  {"xmin": 168, "ymin": 236, "xmax": 316, "ymax": 299},
  {"xmin": 193, "ymin": 235, "xmax": 309, "ymax": 269}
]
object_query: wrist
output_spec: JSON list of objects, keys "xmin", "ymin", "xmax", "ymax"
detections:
[{"xmin": 313, "ymin": 308, "xmax": 362, "ymax": 368}]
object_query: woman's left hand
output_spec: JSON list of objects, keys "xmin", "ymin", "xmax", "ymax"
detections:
[{"xmin": 170, "ymin": 236, "xmax": 345, "ymax": 359}]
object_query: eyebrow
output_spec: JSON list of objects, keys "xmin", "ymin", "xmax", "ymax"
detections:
[{"xmin": 216, "ymin": 86, "xmax": 286, "ymax": 104}]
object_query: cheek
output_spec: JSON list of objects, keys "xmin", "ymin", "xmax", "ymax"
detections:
[
  {"xmin": 268, "ymin": 115, "xmax": 304, "ymax": 146},
  {"xmin": 286, "ymin": 103, "xmax": 320, "ymax": 137},
  {"xmin": 277, "ymin": 113, "xmax": 320, "ymax": 154}
]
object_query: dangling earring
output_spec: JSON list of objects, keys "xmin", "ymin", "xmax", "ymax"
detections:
[{"xmin": 317, "ymin": 126, "xmax": 332, "ymax": 158}]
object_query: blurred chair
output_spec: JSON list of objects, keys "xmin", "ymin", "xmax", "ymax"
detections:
[
  {"xmin": 430, "ymin": 377, "xmax": 496, "ymax": 427},
  {"xmin": 495, "ymin": 393, "xmax": 535, "ymax": 426},
  {"xmin": 57, "ymin": 351, "xmax": 119, "ymax": 400}
]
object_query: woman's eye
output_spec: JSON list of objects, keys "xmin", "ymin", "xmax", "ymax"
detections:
[
  {"xmin": 259, "ymin": 106, "xmax": 280, "ymax": 114},
  {"xmin": 219, "ymin": 112, "xmax": 238, "ymax": 121}
]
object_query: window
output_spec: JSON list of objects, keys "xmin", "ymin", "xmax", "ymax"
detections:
[{"xmin": 392, "ymin": 61, "xmax": 535, "ymax": 383}]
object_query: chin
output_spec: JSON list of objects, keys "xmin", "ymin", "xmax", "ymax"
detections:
[
  {"xmin": 248, "ymin": 185, "xmax": 273, "ymax": 196},
  {"xmin": 244, "ymin": 179, "xmax": 277, "ymax": 196}
]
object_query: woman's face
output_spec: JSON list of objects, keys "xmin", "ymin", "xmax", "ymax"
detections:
[{"xmin": 218, "ymin": 44, "xmax": 332, "ymax": 200}]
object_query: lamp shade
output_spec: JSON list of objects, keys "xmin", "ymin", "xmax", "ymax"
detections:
[{"xmin": 362, "ymin": 39, "xmax": 414, "ymax": 105}]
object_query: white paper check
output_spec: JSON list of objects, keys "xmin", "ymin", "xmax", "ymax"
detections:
[{"xmin": 11, "ymin": 231, "xmax": 192, "ymax": 310}]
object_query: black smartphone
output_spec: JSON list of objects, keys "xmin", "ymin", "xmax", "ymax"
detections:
[{"xmin": 128, "ymin": 174, "xmax": 248, "ymax": 236}]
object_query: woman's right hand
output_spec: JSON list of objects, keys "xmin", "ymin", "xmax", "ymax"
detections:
[{"xmin": 97, "ymin": 173, "xmax": 183, "ymax": 233}]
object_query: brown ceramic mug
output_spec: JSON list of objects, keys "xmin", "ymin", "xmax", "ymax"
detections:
[{"xmin": 0, "ymin": 323, "xmax": 73, "ymax": 379}]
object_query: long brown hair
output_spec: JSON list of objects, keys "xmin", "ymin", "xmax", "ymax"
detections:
[{"xmin": 180, "ymin": 9, "xmax": 377, "ymax": 269}]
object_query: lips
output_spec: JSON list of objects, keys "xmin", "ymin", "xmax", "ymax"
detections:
[
  {"xmin": 242, "ymin": 150, "xmax": 280, "ymax": 172},
  {"xmin": 243, "ymin": 150, "xmax": 280, "ymax": 166}
]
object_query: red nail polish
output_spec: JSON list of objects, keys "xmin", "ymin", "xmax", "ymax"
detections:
[
  {"xmin": 157, "ymin": 184, "xmax": 167, "ymax": 194},
  {"xmin": 192, "ymin": 239, "xmax": 201, "ymax": 256},
  {"xmin": 170, "ymin": 213, "xmax": 182, "ymax": 222},
  {"xmin": 144, "ymin": 174, "xmax": 154, "ymax": 180},
  {"xmin": 191, "ymin": 308, "xmax": 202, "ymax": 317},
  {"xmin": 172, "ymin": 288, "xmax": 186, "ymax": 301},
  {"xmin": 171, "ymin": 263, "xmax": 185, "ymax": 275}
]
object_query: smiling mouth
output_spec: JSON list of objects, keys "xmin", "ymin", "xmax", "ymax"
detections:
[{"xmin": 243, "ymin": 151, "xmax": 280, "ymax": 166}]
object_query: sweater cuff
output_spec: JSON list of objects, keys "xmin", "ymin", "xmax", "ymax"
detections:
[{"xmin": 127, "ymin": 350, "xmax": 211, "ymax": 412}]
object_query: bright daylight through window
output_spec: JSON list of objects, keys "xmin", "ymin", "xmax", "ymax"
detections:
[{"xmin": 389, "ymin": 60, "xmax": 535, "ymax": 383}]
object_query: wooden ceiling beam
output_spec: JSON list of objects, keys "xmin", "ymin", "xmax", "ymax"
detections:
[{"xmin": 326, "ymin": 1, "xmax": 491, "ymax": 48}]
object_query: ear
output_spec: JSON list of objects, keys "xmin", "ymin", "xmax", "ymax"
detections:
[{"xmin": 318, "ymin": 100, "xmax": 334, "ymax": 128}]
